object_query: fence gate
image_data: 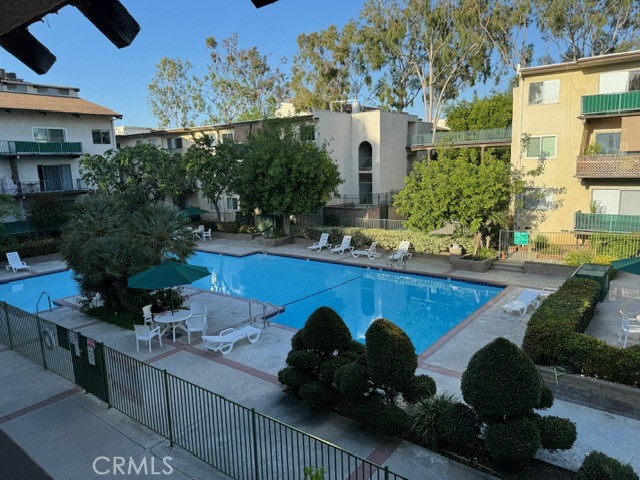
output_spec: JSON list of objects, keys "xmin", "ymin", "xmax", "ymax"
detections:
[{"xmin": 60, "ymin": 331, "xmax": 109, "ymax": 403}]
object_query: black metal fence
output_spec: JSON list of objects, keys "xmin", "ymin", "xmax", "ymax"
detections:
[{"xmin": 0, "ymin": 301, "xmax": 409, "ymax": 480}]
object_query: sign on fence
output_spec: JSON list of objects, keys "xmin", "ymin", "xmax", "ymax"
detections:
[{"xmin": 514, "ymin": 231, "xmax": 529, "ymax": 245}]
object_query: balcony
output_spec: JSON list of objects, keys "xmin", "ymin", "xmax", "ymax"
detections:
[
  {"xmin": 407, "ymin": 127, "xmax": 512, "ymax": 148},
  {"xmin": 13, "ymin": 179, "xmax": 90, "ymax": 195},
  {"xmin": 581, "ymin": 90, "xmax": 640, "ymax": 116},
  {"xmin": 574, "ymin": 212, "xmax": 640, "ymax": 233},
  {"xmin": 0, "ymin": 140, "xmax": 83, "ymax": 156},
  {"xmin": 576, "ymin": 154, "xmax": 640, "ymax": 178}
]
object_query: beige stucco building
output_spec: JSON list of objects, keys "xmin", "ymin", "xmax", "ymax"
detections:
[{"xmin": 511, "ymin": 50, "xmax": 640, "ymax": 232}]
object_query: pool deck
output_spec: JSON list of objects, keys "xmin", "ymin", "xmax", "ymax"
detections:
[{"xmin": 1, "ymin": 237, "xmax": 640, "ymax": 479}]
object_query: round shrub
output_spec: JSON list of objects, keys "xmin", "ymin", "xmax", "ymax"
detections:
[
  {"xmin": 278, "ymin": 366, "xmax": 311, "ymax": 393},
  {"xmin": 537, "ymin": 381, "xmax": 554, "ymax": 410},
  {"xmin": 339, "ymin": 350, "xmax": 360, "ymax": 362},
  {"xmin": 318, "ymin": 357, "xmax": 352, "ymax": 383},
  {"xmin": 366, "ymin": 318, "xmax": 417, "ymax": 395},
  {"xmin": 302, "ymin": 307, "xmax": 352, "ymax": 354},
  {"xmin": 349, "ymin": 393, "xmax": 385, "ymax": 425},
  {"xmin": 539, "ymin": 416, "xmax": 577, "ymax": 451},
  {"xmin": 335, "ymin": 362, "xmax": 370, "ymax": 400},
  {"xmin": 286, "ymin": 350, "xmax": 324, "ymax": 372},
  {"xmin": 436, "ymin": 402, "xmax": 480, "ymax": 449},
  {"xmin": 461, "ymin": 337, "xmax": 542, "ymax": 417},
  {"xmin": 577, "ymin": 451, "xmax": 639, "ymax": 480},
  {"xmin": 402, "ymin": 374, "xmax": 436, "ymax": 404},
  {"xmin": 299, "ymin": 381, "xmax": 330, "ymax": 408},
  {"xmin": 375, "ymin": 403, "xmax": 411, "ymax": 437},
  {"xmin": 409, "ymin": 393, "xmax": 457, "ymax": 450},
  {"xmin": 291, "ymin": 330, "xmax": 306, "ymax": 350},
  {"xmin": 485, "ymin": 417, "xmax": 541, "ymax": 465},
  {"xmin": 342, "ymin": 340, "xmax": 366, "ymax": 356}
]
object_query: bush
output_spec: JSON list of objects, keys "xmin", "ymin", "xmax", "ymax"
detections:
[
  {"xmin": 341, "ymin": 340, "xmax": 366, "ymax": 356},
  {"xmin": 335, "ymin": 362, "xmax": 370, "ymax": 400},
  {"xmin": 216, "ymin": 221, "xmax": 240, "ymax": 233},
  {"xmin": 402, "ymin": 374, "xmax": 437, "ymax": 404},
  {"xmin": 277, "ymin": 366, "xmax": 311, "ymax": 393},
  {"xmin": 291, "ymin": 330, "xmax": 306, "ymax": 350},
  {"xmin": 565, "ymin": 250, "xmax": 595, "ymax": 266},
  {"xmin": 375, "ymin": 403, "xmax": 411, "ymax": 436},
  {"xmin": 538, "ymin": 416, "xmax": 577, "ymax": 451},
  {"xmin": 577, "ymin": 451, "xmax": 639, "ymax": 480},
  {"xmin": 318, "ymin": 357, "xmax": 351, "ymax": 383},
  {"xmin": 591, "ymin": 232, "xmax": 640, "ymax": 259},
  {"xmin": 0, "ymin": 238, "xmax": 60, "ymax": 258},
  {"xmin": 537, "ymin": 382, "xmax": 554, "ymax": 410},
  {"xmin": 436, "ymin": 402, "xmax": 481, "ymax": 449},
  {"xmin": 298, "ymin": 381, "xmax": 330, "ymax": 408},
  {"xmin": 349, "ymin": 393, "xmax": 385, "ymax": 424},
  {"xmin": 286, "ymin": 350, "xmax": 324, "ymax": 373},
  {"xmin": 461, "ymin": 337, "xmax": 542, "ymax": 417},
  {"xmin": 302, "ymin": 307, "xmax": 352, "ymax": 355},
  {"xmin": 485, "ymin": 417, "xmax": 541, "ymax": 465},
  {"xmin": 409, "ymin": 393, "xmax": 457, "ymax": 450}
]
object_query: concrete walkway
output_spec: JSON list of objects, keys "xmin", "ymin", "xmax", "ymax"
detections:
[{"xmin": 1, "ymin": 238, "xmax": 639, "ymax": 478}]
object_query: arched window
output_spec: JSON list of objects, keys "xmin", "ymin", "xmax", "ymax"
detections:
[{"xmin": 358, "ymin": 142, "xmax": 373, "ymax": 204}]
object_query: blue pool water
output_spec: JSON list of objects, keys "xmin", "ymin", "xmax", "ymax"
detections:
[{"xmin": 0, "ymin": 252, "xmax": 502, "ymax": 353}]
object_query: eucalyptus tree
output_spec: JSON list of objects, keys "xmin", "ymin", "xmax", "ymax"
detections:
[{"xmin": 147, "ymin": 57, "xmax": 205, "ymax": 129}]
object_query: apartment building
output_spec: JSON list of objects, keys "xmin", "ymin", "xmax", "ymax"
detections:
[
  {"xmin": 0, "ymin": 69, "xmax": 121, "ymax": 217},
  {"xmin": 511, "ymin": 51, "xmax": 640, "ymax": 233}
]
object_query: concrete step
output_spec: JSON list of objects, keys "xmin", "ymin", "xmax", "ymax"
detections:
[{"xmin": 492, "ymin": 260, "xmax": 525, "ymax": 273}]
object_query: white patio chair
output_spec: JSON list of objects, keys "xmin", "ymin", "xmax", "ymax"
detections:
[
  {"xmin": 351, "ymin": 242, "xmax": 381, "ymax": 259},
  {"xmin": 186, "ymin": 316, "xmax": 207, "ymax": 344},
  {"xmin": 386, "ymin": 241, "xmax": 412, "ymax": 267},
  {"xmin": 308, "ymin": 233, "xmax": 331, "ymax": 251},
  {"xmin": 619, "ymin": 311, "xmax": 640, "ymax": 348},
  {"xmin": 202, "ymin": 326, "xmax": 261, "ymax": 355},
  {"xmin": 189, "ymin": 300, "xmax": 208, "ymax": 330},
  {"xmin": 142, "ymin": 304, "xmax": 154, "ymax": 328},
  {"xmin": 134, "ymin": 324, "xmax": 162, "ymax": 353},
  {"xmin": 330, "ymin": 235, "xmax": 354, "ymax": 254},
  {"xmin": 202, "ymin": 228, "xmax": 212, "ymax": 241},
  {"xmin": 5, "ymin": 252, "xmax": 29, "ymax": 273},
  {"xmin": 192, "ymin": 225, "xmax": 205, "ymax": 240},
  {"xmin": 502, "ymin": 289, "xmax": 543, "ymax": 317}
]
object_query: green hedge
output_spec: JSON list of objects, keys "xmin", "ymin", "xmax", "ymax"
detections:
[
  {"xmin": 0, "ymin": 238, "xmax": 60, "ymax": 259},
  {"xmin": 523, "ymin": 277, "xmax": 640, "ymax": 387}
]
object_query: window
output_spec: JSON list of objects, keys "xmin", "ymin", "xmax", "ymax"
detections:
[
  {"xmin": 594, "ymin": 132, "xmax": 620, "ymax": 155},
  {"xmin": 523, "ymin": 188, "xmax": 554, "ymax": 211},
  {"xmin": 221, "ymin": 132, "xmax": 234, "ymax": 141},
  {"xmin": 599, "ymin": 70, "xmax": 640, "ymax": 94},
  {"xmin": 148, "ymin": 139, "xmax": 160, "ymax": 146},
  {"xmin": 32, "ymin": 127, "xmax": 66, "ymax": 143},
  {"xmin": 6, "ymin": 83, "xmax": 27, "ymax": 92},
  {"xmin": 92, "ymin": 129, "xmax": 111, "ymax": 145},
  {"xmin": 528, "ymin": 79, "xmax": 560, "ymax": 105},
  {"xmin": 167, "ymin": 138, "xmax": 183, "ymax": 149},
  {"xmin": 37, "ymin": 164, "xmax": 73, "ymax": 192},
  {"xmin": 300, "ymin": 124, "xmax": 316, "ymax": 141},
  {"xmin": 526, "ymin": 135, "xmax": 556, "ymax": 159},
  {"xmin": 592, "ymin": 189, "xmax": 640, "ymax": 215},
  {"xmin": 226, "ymin": 197, "xmax": 239, "ymax": 210}
]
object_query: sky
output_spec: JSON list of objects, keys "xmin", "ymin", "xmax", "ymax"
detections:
[{"xmin": 0, "ymin": 0, "xmax": 549, "ymax": 128}]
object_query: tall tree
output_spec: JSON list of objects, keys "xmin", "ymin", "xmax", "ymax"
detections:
[
  {"xmin": 290, "ymin": 21, "xmax": 372, "ymax": 111},
  {"xmin": 532, "ymin": 0, "xmax": 640, "ymax": 61},
  {"xmin": 80, "ymin": 144, "xmax": 195, "ymax": 212},
  {"xmin": 147, "ymin": 57, "xmax": 204, "ymax": 129},
  {"xmin": 184, "ymin": 134, "xmax": 240, "ymax": 222},
  {"xmin": 232, "ymin": 119, "xmax": 342, "ymax": 235},
  {"xmin": 444, "ymin": 91, "xmax": 512, "ymax": 131},
  {"xmin": 204, "ymin": 34, "xmax": 289, "ymax": 124}
]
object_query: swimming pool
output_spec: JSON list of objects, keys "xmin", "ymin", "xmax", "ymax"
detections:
[{"xmin": 0, "ymin": 252, "xmax": 502, "ymax": 353}]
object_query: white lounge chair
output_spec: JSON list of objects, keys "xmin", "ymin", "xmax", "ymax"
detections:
[
  {"xmin": 351, "ymin": 242, "xmax": 381, "ymax": 259},
  {"xmin": 308, "ymin": 233, "xmax": 331, "ymax": 251},
  {"xmin": 330, "ymin": 235, "xmax": 354, "ymax": 254},
  {"xmin": 620, "ymin": 311, "xmax": 640, "ymax": 348},
  {"xmin": 202, "ymin": 325, "xmax": 261, "ymax": 355},
  {"xmin": 502, "ymin": 289, "xmax": 544, "ymax": 317},
  {"xmin": 134, "ymin": 324, "xmax": 162, "ymax": 353},
  {"xmin": 5, "ymin": 252, "xmax": 29, "ymax": 273},
  {"xmin": 386, "ymin": 241, "xmax": 412, "ymax": 267}
]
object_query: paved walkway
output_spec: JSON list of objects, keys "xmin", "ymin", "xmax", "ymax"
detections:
[{"xmin": 1, "ymin": 237, "xmax": 639, "ymax": 478}]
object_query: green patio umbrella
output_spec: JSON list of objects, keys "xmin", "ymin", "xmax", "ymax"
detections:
[
  {"xmin": 127, "ymin": 261, "xmax": 211, "ymax": 312},
  {"xmin": 181, "ymin": 206, "xmax": 210, "ymax": 216},
  {"xmin": 611, "ymin": 257, "xmax": 640, "ymax": 276}
]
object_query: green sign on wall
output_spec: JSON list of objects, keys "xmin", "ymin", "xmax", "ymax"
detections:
[{"xmin": 514, "ymin": 231, "xmax": 529, "ymax": 245}]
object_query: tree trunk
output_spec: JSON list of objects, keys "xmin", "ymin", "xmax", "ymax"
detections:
[
  {"xmin": 214, "ymin": 202, "xmax": 222, "ymax": 223},
  {"xmin": 473, "ymin": 231, "xmax": 483, "ymax": 257},
  {"xmin": 282, "ymin": 214, "xmax": 291, "ymax": 236}
]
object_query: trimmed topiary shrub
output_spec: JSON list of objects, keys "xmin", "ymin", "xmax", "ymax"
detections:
[
  {"xmin": 349, "ymin": 393, "xmax": 385, "ymax": 424},
  {"xmin": 286, "ymin": 350, "xmax": 324, "ymax": 373},
  {"xmin": 376, "ymin": 403, "xmax": 412, "ymax": 437},
  {"xmin": 342, "ymin": 340, "xmax": 366, "ymax": 356},
  {"xmin": 577, "ymin": 451, "xmax": 639, "ymax": 480},
  {"xmin": 436, "ymin": 402, "xmax": 481, "ymax": 449},
  {"xmin": 461, "ymin": 337, "xmax": 542, "ymax": 417},
  {"xmin": 291, "ymin": 330, "xmax": 306, "ymax": 350},
  {"xmin": 278, "ymin": 367, "xmax": 311, "ymax": 393},
  {"xmin": 537, "ymin": 381, "xmax": 554, "ymax": 410},
  {"xmin": 298, "ymin": 381, "xmax": 330, "ymax": 408},
  {"xmin": 318, "ymin": 357, "xmax": 351, "ymax": 383},
  {"xmin": 539, "ymin": 416, "xmax": 577, "ymax": 451},
  {"xmin": 485, "ymin": 417, "xmax": 541, "ymax": 465},
  {"xmin": 409, "ymin": 393, "xmax": 458, "ymax": 450},
  {"xmin": 402, "ymin": 374, "xmax": 437, "ymax": 404},
  {"xmin": 335, "ymin": 362, "xmax": 370, "ymax": 400},
  {"xmin": 302, "ymin": 307, "xmax": 352, "ymax": 355}
]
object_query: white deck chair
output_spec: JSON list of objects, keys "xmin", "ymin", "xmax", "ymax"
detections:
[
  {"xmin": 308, "ymin": 233, "xmax": 331, "ymax": 251},
  {"xmin": 620, "ymin": 311, "xmax": 640, "ymax": 347},
  {"xmin": 5, "ymin": 252, "xmax": 29, "ymax": 273},
  {"xmin": 202, "ymin": 326, "xmax": 261, "ymax": 355},
  {"xmin": 186, "ymin": 316, "xmax": 207, "ymax": 344},
  {"xmin": 330, "ymin": 235, "xmax": 354, "ymax": 254},
  {"xmin": 188, "ymin": 301, "xmax": 208, "ymax": 338},
  {"xmin": 134, "ymin": 325, "xmax": 162, "ymax": 353},
  {"xmin": 192, "ymin": 225, "xmax": 205, "ymax": 240},
  {"xmin": 142, "ymin": 304, "xmax": 154, "ymax": 328},
  {"xmin": 351, "ymin": 242, "xmax": 381, "ymax": 259},
  {"xmin": 202, "ymin": 228, "xmax": 212, "ymax": 241},
  {"xmin": 502, "ymin": 289, "xmax": 543, "ymax": 317},
  {"xmin": 386, "ymin": 241, "xmax": 412, "ymax": 267}
]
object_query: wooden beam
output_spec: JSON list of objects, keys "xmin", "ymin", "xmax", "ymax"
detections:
[
  {"xmin": 72, "ymin": 0, "xmax": 140, "ymax": 48},
  {"xmin": 0, "ymin": 26, "xmax": 56, "ymax": 74}
]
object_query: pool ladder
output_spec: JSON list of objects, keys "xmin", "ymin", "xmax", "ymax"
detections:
[
  {"xmin": 36, "ymin": 291, "xmax": 53, "ymax": 314},
  {"xmin": 248, "ymin": 298, "xmax": 280, "ymax": 327}
]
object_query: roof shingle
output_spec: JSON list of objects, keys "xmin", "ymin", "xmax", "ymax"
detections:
[{"xmin": 0, "ymin": 91, "xmax": 121, "ymax": 118}]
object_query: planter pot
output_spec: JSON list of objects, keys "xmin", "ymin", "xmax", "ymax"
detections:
[{"xmin": 450, "ymin": 254, "xmax": 496, "ymax": 273}]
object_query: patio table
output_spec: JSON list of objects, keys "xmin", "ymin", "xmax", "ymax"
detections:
[{"xmin": 153, "ymin": 310, "xmax": 192, "ymax": 342}]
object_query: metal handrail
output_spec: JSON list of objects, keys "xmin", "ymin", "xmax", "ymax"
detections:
[
  {"xmin": 248, "ymin": 298, "xmax": 280, "ymax": 327},
  {"xmin": 36, "ymin": 291, "xmax": 52, "ymax": 314}
]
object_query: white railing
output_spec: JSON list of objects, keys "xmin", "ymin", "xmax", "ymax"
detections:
[
  {"xmin": 355, "ymin": 218, "xmax": 406, "ymax": 230},
  {"xmin": 248, "ymin": 299, "xmax": 281, "ymax": 327}
]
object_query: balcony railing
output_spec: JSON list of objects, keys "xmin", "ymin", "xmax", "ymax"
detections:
[
  {"xmin": 13, "ymin": 179, "xmax": 90, "ymax": 195},
  {"xmin": 574, "ymin": 212, "xmax": 640, "ymax": 233},
  {"xmin": 581, "ymin": 90, "xmax": 640, "ymax": 116},
  {"xmin": 0, "ymin": 140, "xmax": 83, "ymax": 156},
  {"xmin": 407, "ymin": 127, "xmax": 512, "ymax": 147},
  {"xmin": 576, "ymin": 154, "xmax": 640, "ymax": 178}
]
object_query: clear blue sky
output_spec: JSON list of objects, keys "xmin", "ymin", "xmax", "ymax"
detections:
[{"xmin": 0, "ymin": 0, "xmax": 548, "ymax": 128}]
